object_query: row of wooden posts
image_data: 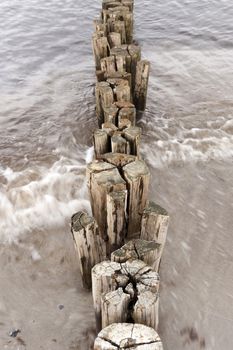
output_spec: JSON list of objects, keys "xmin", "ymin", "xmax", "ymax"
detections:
[{"xmin": 71, "ymin": 1, "xmax": 169, "ymax": 348}]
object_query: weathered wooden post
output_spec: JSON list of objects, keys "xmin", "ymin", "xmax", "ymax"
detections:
[
  {"xmin": 71, "ymin": 211, "xmax": 106, "ymax": 289},
  {"xmin": 140, "ymin": 201, "xmax": 170, "ymax": 271},
  {"xmin": 123, "ymin": 160, "xmax": 150, "ymax": 237},
  {"xmin": 101, "ymin": 288, "xmax": 130, "ymax": 328},
  {"xmin": 111, "ymin": 132, "xmax": 129, "ymax": 153},
  {"xmin": 94, "ymin": 323, "xmax": 163, "ymax": 350},
  {"xmin": 96, "ymin": 82, "xmax": 114, "ymax": 126},
  {"xmin": 92, "ymin": 259, "xmax": 160, "ymax": 331},
  {"xmin": 87, "ymin": 160, "xmax": 127, "ymax": 241},
  {"xmin": 92, "ymin": 34, "xmax": 110, "ymax": 70},
  {"xmin": 106, "ymin": 190, "xmax": 127, "ymax": 253},
  {"xmin": 123, "ymin": 126, "xmax": 141, "ymax": 156},
  {"xmin": 108, "ymin": 32, "xmax": 122, "ymax": 48},
  {"xmin": 134, "ymin": 60, "xmax": 150, "ymax": 110},
  {"xmin": 93, "ymin": 129, "xmax": 109, "ymax": 158}
]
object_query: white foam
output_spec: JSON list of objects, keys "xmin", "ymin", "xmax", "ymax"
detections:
[{"xmin": 0, "ymin": 156, "xmax": 91, "ymax": 244}]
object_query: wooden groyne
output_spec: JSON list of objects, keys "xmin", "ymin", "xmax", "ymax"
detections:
[{"xmin": 70, "ymin": 0, "xmax": 169, "ymax": 348}]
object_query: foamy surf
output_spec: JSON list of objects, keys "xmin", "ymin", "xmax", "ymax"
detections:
[
  {"xmin": 0, "ymin": 149, "xmax": 93, "ymax": 244},
  {"xmin": 140, "ymin": 115, "xmax": 233, "ymax": 168}
]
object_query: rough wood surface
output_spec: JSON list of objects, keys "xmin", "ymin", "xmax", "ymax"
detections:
[
  {"xmin": 88, "ymin": 161, "xmax": 126, "ymax": 239},
  {"xmin": 92, "ymin": 35, "xmax": 110, "ymax": 70},
  {"xmin": 106, "ymin": 190, "xmax": 127, "ymax": 253},
  {"xmin": 101, "ymin": 152, "xmax": 136, "ymax": 168},
  {"xmin": 103, "ymin": 105, "xmax": 119, "ymax": 125},
  {"xmin": 102, "ymin": 122, "xmax": 118, "ymax": 135},
  {"xmin": 92, "ymin": 259, "xmax": 160, "ymax": 331},
  {"xmin": 111, "ymin": 133, "xmax": 129, "ymax": 154},
  {"xmin": 92, "ymin": 260, "xmax": 121, "ymax": 332},
  {"xmin": 71, "ymin": 211, "xmax": 106, "ymax": 289},
  {"xmin": 108, "ymin": 32, "xmax": 122, "ymax": 48},
  {"xmin": 94, "ymin": 129, "xmax": 109, "ymax": 158},
  {"xmin": 133, "ymin": 290, "xmax": 159, "ymax": 331},
  {"xmin": 140, "ymin": 201, "xmax": 169, "ymax": 271},
  {"xmin": 101, "ymin": 288, "xmax": 130, "ymax": 328},
  {"xmin": 134, "ymin": 60, "xmax": 150, "ymax": 111},
  {"xmin": 94, "ymin": 323, "xmax": 163, "ymax": 350},
  {"xmin": 123, "ymin": 126, "xmax": 141, "ymax": 156},
  {"xmin": 111, "ymin": 239, "xmax": 161, "ymax": 270},
  {"xmin": 123, "ymin": 160, "xmax": 150, "ymax": 238}
]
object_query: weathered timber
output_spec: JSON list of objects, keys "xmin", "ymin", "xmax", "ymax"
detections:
[
  {"xmin": 92, "ymin": 259, "xmax": 160, "ymax": 331},
  {"xmin": 128, "ymin": 44, "xmax": 141, "ymax": 90},
  {"xmin": 134, "ymin": 60, "xmax": 150, "ymax": 110},
  {"xmin": 106, "ymin": 190, "xmax": 127, "ymax": 253},
  {"xmin": 101, "ymin": 56, "xmax": 117, "ymax": 76},
  {"xmin": 118, "ymin": 104, "xmax": 136, "ymax": 126},
  {"xmin": 87, "ymin": 161, "xmax": 126, "ymax": 240},
  {"xmin": 101, "ymin": 288, "xmax": 130, "ymax": 328},
  {"xmin": 96, "ymin": 82, "xmax": 114, "ymax": 126},
  {"xmin": 92, "ymin": 260, "xmax": 121, "ymax": 332},
  {"xmin": 133, "ymin": 291, "xmax": 160, "ymax": 331},
  {"xmin": 102, "ymin": 122, "xmax": 118, "ymax": 135},
  {"xmin": 93, "ymin": 129, "xmax": 109, "ymax": 158},
  {"xmin": 118, "ymin": 118, "xmax": 132, "ymax": 130},
  {"xmin": 108, "ymin": 32, "xmax": 122, "ymax": 48},
  {"xmin": 111, "ymin": 239, "xmax": 161, "ymax": 270},
  {"xmin": 100, "ymin": 152, "xmax": 136, "ymax": 168},
  {"xmin": 111, "ymin": 133, "xmax": 129, "ymax": 154},
  {"xmin": 123, "ymin": 126, "xmax": 141, "ymax": 156},
  {"xmin": 103, "ymin": 105, "xmax": 119, "ymax": 125},
  {"xmin": 140, "ymin": 201, "xmax": 169, "ymax": 271},
  {"xmin": 71, "ymin": 211, "xmax": 106, "ymax": 289},
  {"xmin": 123, "ymin": 160, "xmax": 150, "ymax": 237},
  {"xmin": 94, "ymin": 323, "xmax": 163, "ymax": 350},
  {"xmin": 92, "ymin": 35, "xmax": 110, "ymax": 70}
]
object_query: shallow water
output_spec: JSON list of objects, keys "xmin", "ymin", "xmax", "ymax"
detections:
[{"xmin": 0, "ymin": 0, "xmax": 233, "ymax": 349}]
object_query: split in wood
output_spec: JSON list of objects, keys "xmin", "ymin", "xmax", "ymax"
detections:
[
  {"xmin": 94, "ymin": 323, "xmax": 163, "ymax": 350},
  {"xmin": 87, "ymin": 161, "xmax": 127, "ymax": 245},
  {"xmin": 71, "ymin": 211, "xmax": 106, "ymax": 289},
  {"xmin": 111, "ymin": 238, "xmax": 161, "ymax": 273},
  {"xmin": 92, "ymin": 259, "xmax": 160, "ymax": 332}
]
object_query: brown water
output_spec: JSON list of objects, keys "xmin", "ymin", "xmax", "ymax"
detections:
[{"xmin": 0, "ymin": 0, "xmax": 233, "ymax": 349}]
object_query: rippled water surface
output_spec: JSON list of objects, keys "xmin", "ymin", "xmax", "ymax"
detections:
[{"xmin": 0, "ymin": 0, "xmax": 233, "ymax": 349}]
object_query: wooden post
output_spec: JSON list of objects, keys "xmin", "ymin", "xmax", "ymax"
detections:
[
  {"xmin": 123, "ymin": 126, "xmax": 141, "ymax": 156},
  {"xmin": 71, "ymin": 211, "xmax": 106, "ymax": 289},
  {"xmin": 94, "ymin": 323, "xmax": 163, "ymax": 350},
  {"xmin": 123, "ymin": 160, "xmax": 150, "ymax": 238},
  {"xmin": 128, "ymin": 44, "xmax": 141, "ymax": 90},
  {"xmin": 134, "ymin": 60, "xmax": 150, "ymax": 110},
  {"xmin": 133, "ymin": 291, "xmax": 159, "ymax": 330},
  {"xmin": 118, "ymin": 104, "xmax": 136, "ymax": 126},
  {"xmin": 141, "ymin": 201, "xmax": 169, "ymax": 271},
  {"xmin": 111, "ymin": 239, "xmax": 161, "ymax": 269},
  {"xmin": 92, "ymin": 259, "xmax": 160, "ymax": 331},
  {"xmin": 92, "ymin": 35, "xmax": 110, "ymax": 70},
  {"xmin": 108, "ymin": 32, "xmax": 122, "ymax": 48},
  {"xmin": 100, "ymin": 56, "xmax": 117, "ymax": 76},
  {"xmin": 102, "ymin": 122, "xmax": 118, "ymax": 135},
  {"xmin": 96, "ymin": 82, "xmax": 114, "ymax": 127},
  {"xmin": 103, "ymin": 104, "xmax": 119, "ymax": 125},
  {"xmin": 111, "ymin": 133, "xmax": 129, "ymax": 154},
  {"xmin": 101, "ymin": 288, "xmax": 130, "ymax": 328},
  {"xmin": 118, "ymin": 118, "xmax": 132, "ymax": 130},
  {"xmin": 92, "ymin": 260, "xmax": 121, "ymax": 332},
  {"xmin": 106, "ymin": 190, "xmax": 127, "ymax": 253},
  {"xmin": 87, "ymin": 161, "xmax": 126, "ymax": 240},
  {"xmin": 93, "ymin": 129, "xmax": 109, "ymax": 158}
]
